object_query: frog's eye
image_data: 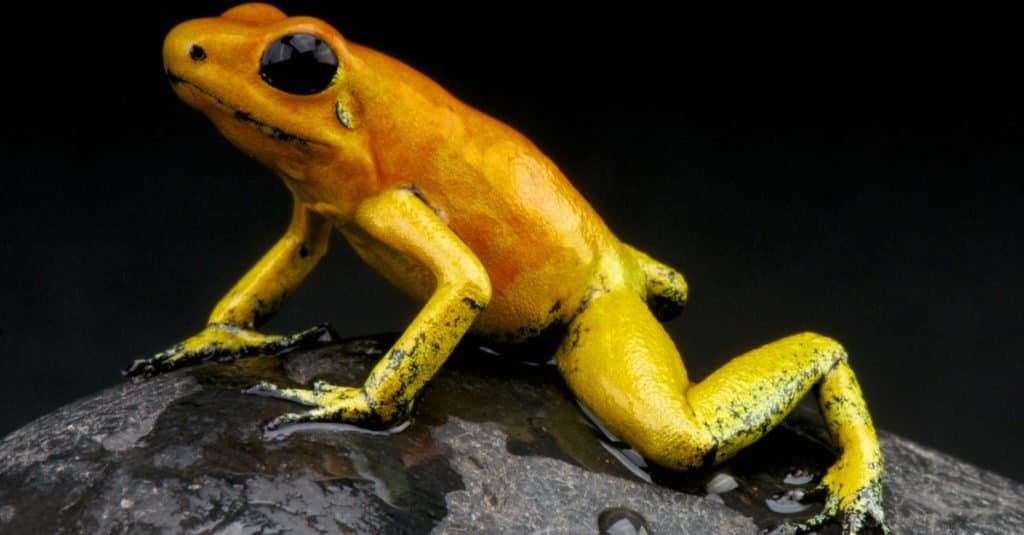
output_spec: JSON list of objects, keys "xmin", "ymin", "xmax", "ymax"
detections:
[{"xmin": 260, "ymin": 33, "xmax": 338, "ymax": 95}]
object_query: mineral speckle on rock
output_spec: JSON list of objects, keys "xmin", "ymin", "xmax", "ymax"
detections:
[{"xmin": 432, "ymin": 418, "xmax": 749, "ymax": 533}]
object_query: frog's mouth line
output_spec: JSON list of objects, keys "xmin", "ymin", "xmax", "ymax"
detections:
[{"xmin": 166, "ymin": 70, "xmax": 318, "ymax": 147}]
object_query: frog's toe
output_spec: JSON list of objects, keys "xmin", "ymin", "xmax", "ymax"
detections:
[
  {"xmin": 275, "ymin": 323, "xmax": 339, "ymax": 352},
  {"xmin": 263, "ymin": 406, "xmax": 339, "ymax": 431},
  {"xmin": 313, "ymin": 380, "xmax": 342, "ymax": 394},
  {"xmin": 122, "ymin": 356, "xmax": 158, "ymax": 379},
  {"xmin": 124, "ymin": 324, "xmax": 337, "ymax": 380},
  {"xmin": 244, "ymin": 381, "xmax": 321, "ymax": 406},
  {"xmin": 793, "ymin": 481, "xmax": 888, "ymax": 535},
  {"xmin": 122, "ymin": 343, "xmax": 189, "ymax": 379},
  {"xmin": 247, "ymin": 380, "xmax": 373, "ymax": 431},
  {"xmin": 123, "ymin": 359, "xmax": 153, "ymax": 379},
  {"xmin": 216, "ymin": 323, "xmax": 336, "ymax": 361}
]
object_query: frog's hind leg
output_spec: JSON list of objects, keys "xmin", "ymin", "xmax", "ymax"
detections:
[{"xmin": 555, "ymin": 289, "xmax": 886, "ymax": 533}]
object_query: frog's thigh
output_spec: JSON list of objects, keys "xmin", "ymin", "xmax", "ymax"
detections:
[
  {"xmin": 555, "ymin": 289, "xmax": 713, "ymax": 469},
  {"xmin": 555, "ymin": 289, "xmax": 869, "ymax": 470}
]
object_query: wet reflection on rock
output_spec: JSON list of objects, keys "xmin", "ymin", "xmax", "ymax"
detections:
[
  {"xmin": 765, "ymin": 490, "xmax": 812, "ymax": 514},
  {"xmin": 210, "ymin": 335, "xmax": 851, "ymax": 532},
  {"xmin": 783, "ymin": 468, "xmax": 816, "ymax": 486},
  {"xmin": 586, "ymin": 399, "xmax": 851, "ymax": 532},
  {"xmin": 598, "ymin": 506, "xmax": 651, "ymax": 535}
]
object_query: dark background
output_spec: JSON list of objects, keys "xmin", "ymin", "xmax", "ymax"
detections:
[{"xmin": 2, "ymin": 3, "xmax": 1021, "ymax": 481}]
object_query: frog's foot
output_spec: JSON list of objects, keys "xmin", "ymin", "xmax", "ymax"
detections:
[
  {"xmin": 123, "ymin": 323, "xmax": 337, "ymax": 379},
  {"xmin": 244, "ymin": 380, "xmax": 374, "ymax": 430},
  {"xmin": 792, "ymin": 468, "xmax": 888, "ymax": 535}
]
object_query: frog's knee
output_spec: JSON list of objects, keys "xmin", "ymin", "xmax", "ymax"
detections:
[
  {"xmin": 786, "ymin": 331, "xmax": 849, "ymax": 364},
  {"xmin": 624, "ymin": 422, "xmax": 718, "ymax": 471}
]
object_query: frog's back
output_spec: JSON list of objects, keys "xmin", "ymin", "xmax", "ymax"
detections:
[{"xmin": 347, "ymin": 43, "xmax": 622, "ymax": 339}]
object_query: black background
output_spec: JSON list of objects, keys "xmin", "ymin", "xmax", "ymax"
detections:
[{"xmin": 2, "ymin": 3, "xmax": 1021, "ymax": 481}]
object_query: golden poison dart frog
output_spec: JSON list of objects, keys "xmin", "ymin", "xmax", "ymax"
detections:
[{"xmin": 128, "ymin": 3, "xmax": 888, "ymax": 532}]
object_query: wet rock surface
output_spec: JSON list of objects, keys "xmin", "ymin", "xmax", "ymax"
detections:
[{"xmin": 1, "ymin": 334, "xmax": 1021, "ymax": 534}]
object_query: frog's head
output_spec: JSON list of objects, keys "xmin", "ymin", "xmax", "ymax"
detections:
[{"xmin": 163, "ymin": 3, "xmax": 364, "ymax": 174}]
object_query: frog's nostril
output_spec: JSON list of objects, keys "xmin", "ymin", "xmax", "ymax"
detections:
[{"xmin": 189, "ymin": 44, "xmax": 206, "ymax": 62}]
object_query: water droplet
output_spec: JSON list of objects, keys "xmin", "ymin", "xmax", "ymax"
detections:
[
  {"xmin": 706, "ymin": 471, "xmax": 739, "ymax": 494},
  {"xmin": 783, "ymin": 468, "xmax": 815, "ymax": 485},
  {"xmin": 119, "ymin": 498, "xmax": 134, "ymax": 509},
  {"xmin": 704, "ymin": 493, "xmax": 725, "ymax": 505},
  {"xmin": 598, "ymin": 507, "xmax": 651, "ymax": 535},
  {"xmin": 765, "ymin": 490, "xmax": 811, "ymax": 514}
]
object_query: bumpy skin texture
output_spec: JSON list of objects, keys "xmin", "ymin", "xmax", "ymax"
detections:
[{"xmin": 131, "ymin": 3, "xmax": 887, "ymax": 532}]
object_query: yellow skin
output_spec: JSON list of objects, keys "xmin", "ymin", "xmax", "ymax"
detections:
[{"xmin": 129, "ymin": 3, "xmax": 887, "ymax": 532}]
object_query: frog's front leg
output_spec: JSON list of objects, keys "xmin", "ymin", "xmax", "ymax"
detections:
[
  {"xmin": 124, "ymin": 197, "xmax": 333, "ymax": 378},
  {"xmin": 251, "ymin": 188, "xmax": 491, "ymax": 429}
]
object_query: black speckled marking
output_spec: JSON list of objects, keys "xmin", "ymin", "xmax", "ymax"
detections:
[
  {"xmin": 578, "ymin": 275, "xmax": 612, "ymax": 315},
  {"xmin": 644, "ymin": 265, "xmax": 687, "ymax": 321},
  {"xmin": 229, "ymin": 105, "xmax": 308, "ymax": 144},
  {"xmin": 251, "ymin": 294, "xmax": 284, "ymax": 328},
  {"xmin": 699, "ymin": 443, "xmax": 719, "ymax": 470},
  {"xmin": 404, "ymin": 185, "xmax": 446, "ymax": 219},
  {"xmin": 462, "ymin": 297, "xmax": 485, "ymax": 311}
]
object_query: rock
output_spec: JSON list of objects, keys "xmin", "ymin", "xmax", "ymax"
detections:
[{"xmin": 1, "ymin": 334, "xmax": 1021, "ymax": 534}]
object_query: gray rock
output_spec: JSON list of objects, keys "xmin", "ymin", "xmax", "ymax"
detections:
[{"xmin": 0, "ymin": 335, "xmax": 1020, "ymax": 534}]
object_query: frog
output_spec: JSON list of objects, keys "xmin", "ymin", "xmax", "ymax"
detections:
[{"xmin": 128, "ymin": 3, "xmax": 888, "ymax": 533}]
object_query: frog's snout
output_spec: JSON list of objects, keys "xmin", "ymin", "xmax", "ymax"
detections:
[
  {"xmin": 163, "ymin": 22, "xmax": 202, "ymax": 78},
  {"xmin": 163, "ymin": 4, "xmax": 289, "ymax": 80},
  {"xmin": 164, "ymin": 43, "xmax": 201, "ymax": 88},
  {"xmin": 163, "ymin": 2, "xmax": 288, "ymax": 73}
]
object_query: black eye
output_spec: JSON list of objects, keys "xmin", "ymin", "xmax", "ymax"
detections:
[{"xmin": 259, "ymin": 33, "xmax": 338, "ymax": 95}]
